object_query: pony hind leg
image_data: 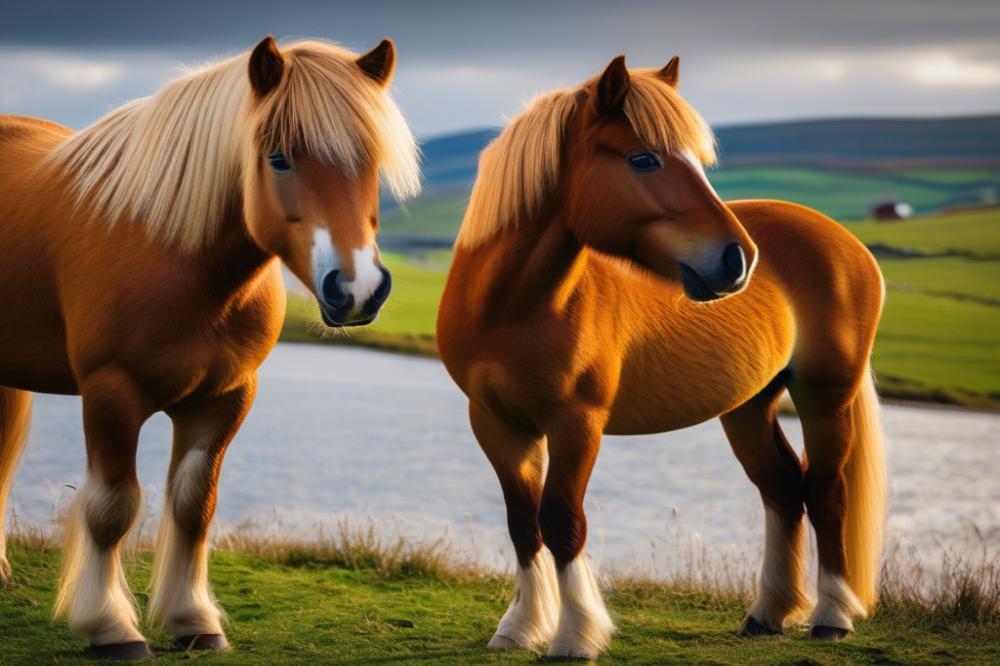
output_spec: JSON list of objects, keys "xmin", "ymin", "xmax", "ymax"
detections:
[
  {"xmin": 150, "ymin": 378, "xmax": 257, "ymax": 651},
  {"xmin": 0, "ymin": 386, "xmax": 32, "ymax": 584},
  {"xmin": 790, "ymin": 369, "xmax": 886, "ymax": 640},
  {"xmin": 55, "ymin": 368, "xmax": 152, "ymax": 659},
  {"xmin": 538, "ymin": 408, "xmax": 613, "ymax": 659},
  {"xmin": 720, "ymin": 377, "xmax": 810, "ymax": 635},
  {"xmin": 469, "ymin": 402, "xmax": 559, "ymax": 652}
]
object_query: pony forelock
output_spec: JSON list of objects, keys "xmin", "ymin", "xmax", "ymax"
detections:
[
  {"xmin": 456, "ymin": 68, "xmax": 716, "ymax": 250},
  {"xmin": 46, "ymin": 39, "xmax": 420, "ymax": 253}
]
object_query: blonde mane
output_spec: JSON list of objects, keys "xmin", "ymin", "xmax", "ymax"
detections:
[
  {"xmin": 47, "ymin": 40, "xmax": 420, "ymax": 252},
  {"xmin": 456, "ymin": 68, "xmax": 716, "ymax": 249}
]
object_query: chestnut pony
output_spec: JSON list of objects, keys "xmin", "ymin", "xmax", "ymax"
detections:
[
  {"xmin": 438, "ymin": 55, "xmax": 886, "ymax": 658},
  {"xmin": 0, "ymin": 37, "xmax": 418, "ymax": 658}
]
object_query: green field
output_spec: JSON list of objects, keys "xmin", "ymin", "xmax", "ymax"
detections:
[
  {"xmin": 282, "ymin": 208, "xmax": 1000, "ymax": 409},
  {"xmin": 2, "ymin": 542, "xmax": 997, "ymax": 664},
  {"xmin": 850, "ymin": 208, "xmax": 1000, "ymax": 257},
  {"xmin": 709, "ymin": 166, "xmax": 999, "ymax": 222}
]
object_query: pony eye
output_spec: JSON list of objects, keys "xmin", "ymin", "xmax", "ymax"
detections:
[
  {"xmin": 628, "ymin": 152, "xmax": 662, "ymax": 173},
  {"xmin": 267, "ymin": 152, "xmax": 293, "ymax": 172}
]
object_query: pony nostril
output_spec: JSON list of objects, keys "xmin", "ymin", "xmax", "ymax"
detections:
[
  {"xmin": 373, "ymin": 265, "xmax": 392, "ymax": 304},
  {"xmin": 320, "ymin": 270, "xmax": 350, "ymax": 309},
  {"xmin": 723, "ymin": 243, "xmax": 746, "ymax": 282},
  {"xmin": 361, "ymin": 266, "xmax": 392, "ymax": 317}
]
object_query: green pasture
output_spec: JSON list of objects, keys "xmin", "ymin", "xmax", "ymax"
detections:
[
  {"xmin": 709, "ymin": 166, "xmax": 998, "ymax": 222},
  {"xmin": 849, "ymin": 208, "xmax": 1000, "ymax": 257}
]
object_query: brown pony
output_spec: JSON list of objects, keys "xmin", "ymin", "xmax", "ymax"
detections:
[
  {"xmin": 437, "ymin": 55, "xmax": 886, "ymax": 659},
  {"xmin": 0, "ymin": 36, "xmax": 418, "ymax": 658}
]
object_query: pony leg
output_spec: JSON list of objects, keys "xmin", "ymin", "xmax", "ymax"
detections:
[
  {"xmin": 0, "ymin": 386, "xmax": 32, "ymax": 584},
  {"xmin": 539, "ymin": 409, "xmax": 613, "ymax": 659},
  {"xmin": 150, "ymin": 378, "xmax": 257, "ymax": 650},
  {"xmin": 720, "ymin": 382, "xmax": 810, "ymax": 635},
  {"xmin": 54, "ymin": 368, "xmax": 151, "ymax": 657},
  {"xmin": 469, "ymin": 402, "xmax": 559, "ymax": 651},
  {"xmin": 791, "ymin": 373, "xmax": 885, "ymax": 639}
]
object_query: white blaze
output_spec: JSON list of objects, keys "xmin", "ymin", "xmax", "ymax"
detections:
[{"xmin": 311, "ymin": 229, "xmax": 384, "ymax": 310}]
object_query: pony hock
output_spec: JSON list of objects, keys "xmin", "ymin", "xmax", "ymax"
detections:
[
  {"xmin": 438, "ymin": 53, "xmax": 885, "ymax": 659},
  {"xmin": 0, "ymin": 35, "xmax": 419, "ymax": 658}
]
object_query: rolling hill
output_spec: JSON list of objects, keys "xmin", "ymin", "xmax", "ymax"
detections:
[{"xmin": 380, "ymin": 115, "xmax": 1000, "ymax": 244}]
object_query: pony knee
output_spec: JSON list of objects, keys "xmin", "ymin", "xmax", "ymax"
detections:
[{"xmin": 81, "ymin": 477, "xmax": 141, "ymax": 549}]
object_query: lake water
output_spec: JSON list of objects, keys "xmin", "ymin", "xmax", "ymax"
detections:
[{"xmin": 8, "ymin": 343, "xmax": 999, "ymax": 573}]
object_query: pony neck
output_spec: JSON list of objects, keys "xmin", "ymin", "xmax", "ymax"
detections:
[
  {"xmin": 194, "ymin": 196, "xmax": 274, "ymax": 291},
  {"xmin": 480, "ymin": 213, "xmax": 589, "ymax": 320}
]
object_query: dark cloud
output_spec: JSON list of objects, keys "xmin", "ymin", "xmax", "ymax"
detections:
[
  {"xmin": 1, "ymin": 1, "xmax": 998, "ymax": 136},
  {"xmin": 3, "ymin": 0, "xmax": 997, "ymax": 53}
]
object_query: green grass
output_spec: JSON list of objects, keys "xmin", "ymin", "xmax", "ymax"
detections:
[
  {"xmin": 878, "ymin": 256, "xmax": 1000, "ymax": 301},
  {"xmin": 3, "ymin": 540, "xmax": 998, "ymax": 665},
  {"xmin": 847, "ymin": 208, "xmax": 1000, "ymax": 257},
  {"xmin": 874, "ymin": 290, "xmax": 1000, "ymax": 401},
  {"xmin": 708, "ymin": 166, "xmax": 997, "ymax": 222}
]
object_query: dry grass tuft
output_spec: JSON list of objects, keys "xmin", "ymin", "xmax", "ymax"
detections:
[
  {"xmin": 213, "ymin": 517, "xmax": 497, "ymax": 583},
  {"xmin": 879, "ymin": 532, "xmax": 1000, "ymax": 625}
]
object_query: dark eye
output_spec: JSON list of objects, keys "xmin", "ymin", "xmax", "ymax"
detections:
[
  {"xmin": 628, "ymin": 152, "xmax": 662, "ymax": 173},
  {"xmin": 267, "ymin": 151, "xmax": 293, "ymax": 172}
]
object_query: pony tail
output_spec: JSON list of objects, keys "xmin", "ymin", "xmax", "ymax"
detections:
[{"xmin": 842, "ymin": 367, "xmax": 887, "ymax": 614}]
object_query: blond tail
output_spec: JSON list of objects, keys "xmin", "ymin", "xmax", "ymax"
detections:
[{"xmin": 843, "ymin": 367, "xmax": 887, "ymax": 614}]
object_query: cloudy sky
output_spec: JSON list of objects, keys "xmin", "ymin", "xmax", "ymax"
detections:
[{"xmin": 1, "ymin": 0, "xmax": 998, "ymax": 138}]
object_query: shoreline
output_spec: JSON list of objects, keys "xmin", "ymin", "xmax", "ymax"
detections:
[{"xmin": 276, "ymin": 333, "xmax": 1000, "ymax": 414}]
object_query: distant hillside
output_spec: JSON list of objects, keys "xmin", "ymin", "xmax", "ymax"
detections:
[
  {"xmin": 713, "ymin": 115, "xmax": 1000, "ymax": 168},
  {"xmin": 380, "ymin": 115, "xmax": 1000, "ymax": 243}
]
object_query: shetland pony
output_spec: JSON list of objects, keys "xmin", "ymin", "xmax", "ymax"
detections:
[
  {"xmin": 437, "ymin": 55, "xmax": 886, "ymax": 658},
  {"xmin": 0, "ymin": 36, "xmax": 419, "ymax": 658}
]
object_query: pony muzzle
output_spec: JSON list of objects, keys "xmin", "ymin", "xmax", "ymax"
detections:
[
  {"xmin": 317, "ymin": 264, "xmax": 392, "ymax": 327},
  {"xmin": 677, "ymin": 242, "xmax": 754, "ymax": 303}
]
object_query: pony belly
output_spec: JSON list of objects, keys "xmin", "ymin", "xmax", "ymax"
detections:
[
  {"xmin": 605, "ymin": 393, "xmax": 740, "ymax": 435},
  {"xmin": 605, "ymin": 352, "xmax": 783, "ymax": 435}
]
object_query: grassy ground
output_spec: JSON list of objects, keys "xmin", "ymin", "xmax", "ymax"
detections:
[
  {"xmin": 281, "ymin": 208, "xmax": 1000, "ymax": 409},
  {"xmin": 3, "ymin": 536, "xmax": 998, "ymax": 665}
]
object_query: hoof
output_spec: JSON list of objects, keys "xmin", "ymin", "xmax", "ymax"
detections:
[
  {"xmin": 737, "ymin": 615, "xmax": 781, "ymax": 637},
  {"xmin": 176, "ymin": 633, "xmax": 230, "ymax": 651},
  {"xmin": 487, "ymin": 634, "xmax": 526, "ymax": 650},
  {"xmin": 809, "ymin": 625, "xmax": 850, "ymax": 641},
  {"xmin": 89, "ymin": 641, "xmax": 154, "ymax": 661},
  {"xmin": 547, "ymin": 644, "xmax": 601, "ymax": 660}
]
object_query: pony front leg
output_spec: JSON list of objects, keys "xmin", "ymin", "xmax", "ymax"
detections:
[
  {"xmin": 55, "ymin": 368, "xmax": 152, "ymax": 660},
  {"xmin": 469, "ymin": 402, "xmax": 559, "ymax": 652},
  {"xmin": 150, "ymin": 378, "xmax": 257, "ymax": 650},
  {"xmin": 539, "ymin": 409, "xmax": 614, "ymax": 659}
]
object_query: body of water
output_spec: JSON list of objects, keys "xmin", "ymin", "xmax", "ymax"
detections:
[{"xmin": 8, "ymin": 343, "xmax": 999, "ymax": 572}]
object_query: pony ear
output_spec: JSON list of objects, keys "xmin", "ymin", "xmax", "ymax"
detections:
[
  {"xmin": 657, "ymin": 56, "xmax": 680, "ymax": 88},
  {"xmin": 357, "ymin": 38, "xmax": 396, "ymax": 87},
  {"xmin": 248, "ymin": 36, "xmax": 285, "ymax": 97},
  {"xmin": 596, "ymin": 55, "xmax": 630, "ymax": 115}
]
